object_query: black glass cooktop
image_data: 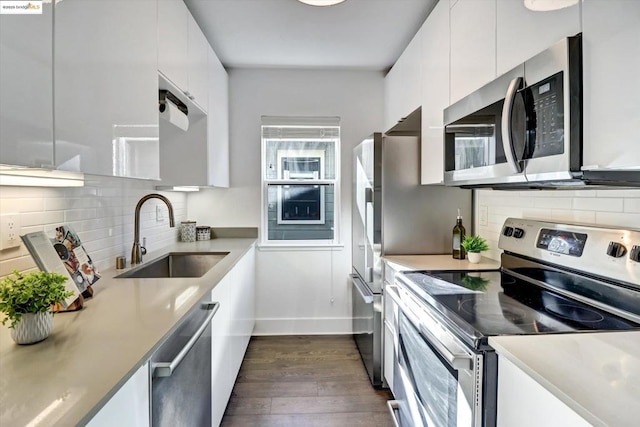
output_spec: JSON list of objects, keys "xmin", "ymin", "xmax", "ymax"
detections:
[{"xmin": 399, "ymin": 270, "xmax": 639, "ymax": 347}]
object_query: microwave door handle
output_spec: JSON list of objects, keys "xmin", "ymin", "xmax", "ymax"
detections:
[{"xmin": 501, "ymin": 77, "xmax": 524, "ymax": 173}]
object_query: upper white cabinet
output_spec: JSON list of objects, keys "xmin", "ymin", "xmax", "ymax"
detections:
[
  {"xmin": 420, "ymin": 0, "xmax": 450, "ymax": 185},
  {"xmin": 450, "ymin": 0, "xmax": 496, "ymax": 104},
  {"xmin": 158, "ymin": 0, "xmax": 209, "ymax": 112},
  {"xmin": 0, "ymin": 3, "xmax": 54, "ymax": 168},
  {"xmin": 383, "ymin": 26, "xmax": 423, "ymax": 132},
  {"xmin": 207, "ymin": 46, "xmax": 230, "ymax": 187},
  {"xmin": 496, "ymin": 0, "xmax": 580, "ymax": 76},
  {"xmin": 54, "ymin": 0, "xmax": 159, "ymax": 178},
  {"xmin": 582, "ymin": 0, "xmax": 640, "ymax": 170}
]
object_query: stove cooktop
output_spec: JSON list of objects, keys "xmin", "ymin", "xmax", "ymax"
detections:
[{"xmin": 399, "ymin": 270, "xmax": 640, "ymax": 347}]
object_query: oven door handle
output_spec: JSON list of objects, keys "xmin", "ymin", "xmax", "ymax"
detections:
[
  {"xmin": 386, "ymin": 400, "xmax": 401, "ymax": 427},
  {"xmin": 351, "ymin": 275, "xmax": 374, "ymax": 304},
  {"xmin": 418, "ymin": 323, "xmax": 472, "ymax": 371},
  {"xmin": 152, "ymin": 302, "xmax": 220, "ymax": 378}
]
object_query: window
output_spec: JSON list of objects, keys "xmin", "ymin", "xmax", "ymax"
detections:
[{"xmin": 261, "ymin": 116, "xmax": 340, "ymax": 244}]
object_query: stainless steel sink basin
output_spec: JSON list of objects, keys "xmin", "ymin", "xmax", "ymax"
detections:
[{"xmin": 116, "ymin": 252, "xmax": 229, "ymax": 279}]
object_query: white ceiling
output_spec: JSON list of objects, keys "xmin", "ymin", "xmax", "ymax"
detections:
[{"xmin": 184, "ymin": 0, "xmax": 438, "ymax": 71}]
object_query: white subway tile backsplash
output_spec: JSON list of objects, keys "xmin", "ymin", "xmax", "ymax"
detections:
[
  {"xmin": 573, "ymin": 197, "xmax": 624, "ymax": 212},
  {"xmin": 0, "ymin": 174, "xmax": 187, "ymax": 277},
  {"xmin": 476, "ymin": 188, "xmax": 640, "ymax": 260}
]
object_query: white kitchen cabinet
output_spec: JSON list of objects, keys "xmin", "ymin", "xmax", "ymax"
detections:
[
  {"xmin": 582, "ymin": 0, "xmax": 640, "ymax": 171},
  {"xmin": 383, "ymin": 26, "xmax": 423, "ymax": 133},
  {"xmin": 87, "ymin": 363, "xmax": 149, "ymax": 427},
  {"xmin": 0, "ymin": 2, "xmax": 54, "ymax": 168},
  {"xmin": 420, "ymin": 0, "xmax": 450, "ymax": 185},
  {"xmin": 207, "ymin": 46, "xmax": 230, "ymax": 187},
  {"xmin": 54, "ymin": 0, "xmax": 159, "ymax": 178},
  {"xmin": 450, "ymin": 0, "xmax": 496, "ymax": 104},
  {"xmin": 158, "ymin": 46, "xmax": 229, "ymax": 187},
  {"xmin": 210, "ymin": 245, "xmax": 255, "ymax": 426},
  {"xmin": 496, "ymin": 0, "xmax": 580, "ymax": 76},
  {"xmin": 158, "ymin": 0, "xmax": 209, "ymax": 112},
  {"xmin": 382, "ymin": 261, "xmax": 399, "ymax": 393},
  {"xmin": 497, "ymin": 356, "xmax": 591, "ymax": 427}
]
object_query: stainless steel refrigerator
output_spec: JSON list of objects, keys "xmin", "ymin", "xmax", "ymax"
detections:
[{"xmin": 351, "ymin": 130, "xmax": 472, "ymax": 388}]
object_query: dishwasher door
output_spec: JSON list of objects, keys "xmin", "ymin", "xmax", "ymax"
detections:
[{"xmin": 151, "ymin": 299, "xmax": 219, "ymax": 427}]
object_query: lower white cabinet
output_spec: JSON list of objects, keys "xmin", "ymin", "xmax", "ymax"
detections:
[
  {"xmin": 87, "ymin": 363, "xmax": 150, "ymax": 427},
  {"xmin": 211, "ymin": 246, "xmax": 256, "ymax": 426},
  {"xmin": 497, "ymin": 356, "xmax": 591, "ymax": 427}
]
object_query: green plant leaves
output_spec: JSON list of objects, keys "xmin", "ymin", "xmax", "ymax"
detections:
[
  {"xmin": 0, "ymin": 270, "xmax": 74, "ymax": 328},
  {"xmin": 461, "ymin": 235, "xmax": 490, "ymax": 253}
]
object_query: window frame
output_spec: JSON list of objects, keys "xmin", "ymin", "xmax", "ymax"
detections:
[{"xmin": 260, "ymin": 119, "xmax": 341, "ymax": 247}]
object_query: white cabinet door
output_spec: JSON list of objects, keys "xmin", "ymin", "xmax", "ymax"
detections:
[
  {"xmin": 0, "ymin": 3, "xmax": 54, "ymax": 168},
  {"xmin": 496, "ymin": 0, "xmax": 581, "ymax": 76},
  {"xmin": 207, "ymin": 46, "xmax": 230, "ymax": 187},
  {"xmin": 210, "ymin": 246, "xmax": 255, "ymax": 427},
  {"xmin": 497, "ymin": 356, "xmax": 591, "ymax": 427},
  {"xmin": 450, "ymin": 0, "xmax": 496, "ymax": 104},
  {"xmin": 158, "ymin": 0, "xmax": 189, "ymax": 92},
  {"xmin": 87, "ymin": 363, "xmax": 149, "ymax": 427},
  {"xmin": 187, "ymin": 13, "xmax": 209, "ymax": 112},
  {"xmin": 383, "ymin": 322, "xmax": 395, "ymax": 394},
  {"xmin": 420, "ymin": 0, "xmax": 449, "ymax": 185},
  {"xmin": 383, "ymin": 26, "xmax": 423, "ymax": 132},
  {"xmin": 582, "ymin": 0, "xmax": 640, "ymax": 170},
  {"xmin": 54, "ymin": 0, "xmax": 158, "ymax": 178}
]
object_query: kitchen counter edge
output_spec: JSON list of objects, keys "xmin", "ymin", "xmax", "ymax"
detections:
[{"xmin": 0, "ymin": 235, "xmax": 257, "ymax": 427}]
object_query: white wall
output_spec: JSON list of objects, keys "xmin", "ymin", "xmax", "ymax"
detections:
[
  {"xmin": 188, "ymin": 68, "xmax": 384, "ymax": 334},
  {"xmin": 475, "ymin": 188, "xmax": 640, "ymax": 261},
  {"xmin": 0, "ymin": 176, "xmax": 187, "ymax": 278}
]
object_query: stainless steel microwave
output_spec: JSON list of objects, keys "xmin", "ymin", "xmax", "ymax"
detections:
[{"xmin": 443, "ymin": 34, "xmax": 582, "ymax": 187}]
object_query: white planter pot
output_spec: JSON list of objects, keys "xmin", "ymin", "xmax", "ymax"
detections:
[
  {"xmin": 467, "ymin": 252, "xmax": 482, "ymax": 264},
  {"xmin": 10, "ymin": 312, "xmax": 54, "ymax": 345}
]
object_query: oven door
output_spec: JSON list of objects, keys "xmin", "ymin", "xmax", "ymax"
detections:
[{"xmin": 388, "ymin": 288, "xmax": 481, "ymax": 427}]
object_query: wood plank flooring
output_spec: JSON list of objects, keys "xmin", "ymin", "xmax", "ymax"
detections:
[{"xmin": 221, "ymin": 335, "xmax": 395, "ymax": 427}]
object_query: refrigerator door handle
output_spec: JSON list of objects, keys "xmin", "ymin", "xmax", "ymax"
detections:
[{"xmin": 351, "ymin": 275, "xmax": 374, "ymax": 304}]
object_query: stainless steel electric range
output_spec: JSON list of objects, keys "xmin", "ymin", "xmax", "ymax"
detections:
[{"xmin": 387, "ymin": 218, "xmax": 640, "ymax": 427}]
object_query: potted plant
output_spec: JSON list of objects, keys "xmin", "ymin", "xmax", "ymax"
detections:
[
  {"xmin": 461, "ymin": 235, "xmax": 490, "ymax": 264},
  {"xmin": 0, "ymin": 270, "xmax": 74, "ymax": 345}
]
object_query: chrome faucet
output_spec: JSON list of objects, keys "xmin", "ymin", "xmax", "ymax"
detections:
[{"xmin": 131, "ymin": 193, "xmax": 175, "ymax": 265}]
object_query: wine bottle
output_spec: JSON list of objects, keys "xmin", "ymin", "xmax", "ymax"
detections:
[{"xmin": 452, "ymin": 208, "xmax": 466, "ymax": 259}]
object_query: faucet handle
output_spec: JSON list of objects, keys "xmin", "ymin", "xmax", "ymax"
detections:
[{"xmin": 141, "ymin": 237, "xmax": 147, "ymax": 255}]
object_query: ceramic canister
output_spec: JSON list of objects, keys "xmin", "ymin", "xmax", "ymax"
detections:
[
  {"xmin": 196, "ymin": 226, "xmax": 211, "ymax": 241},
  {"xmin": 180, "ymin": 221, "xmax": 197, "ymax": 242}
]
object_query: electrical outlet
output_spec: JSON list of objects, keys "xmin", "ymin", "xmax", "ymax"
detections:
[
  {"xmin": 479, "ymin": 205, "xmax": 488, "ymax": 227},
  {"xmin": 156, "ymin": 205, "xmax": 165, "ymax": 222},
  {"xmin": 0, "ymin": 213, "xmax": 21, "ymax": 250}
]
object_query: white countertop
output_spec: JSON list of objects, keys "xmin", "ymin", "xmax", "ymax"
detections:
[
  {"xmin": 383, "ymin": 254, "xmax": 501, "ymax": 271},
  {"xmin": 490, "ymin": 332, "xmax": 640, "ymax": 427},
  {"xmin": 0, "ymin": 236, "xmax": 256, "ymax": 427}
]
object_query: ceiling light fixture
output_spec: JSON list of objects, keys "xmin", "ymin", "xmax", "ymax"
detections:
[
  {"xmin": 297, "ymin": 0, "xmax": 346, "ymax": 6},
  {"xmin": 524, "ymin": 0, "xmax": 578, "ymax": 12}
]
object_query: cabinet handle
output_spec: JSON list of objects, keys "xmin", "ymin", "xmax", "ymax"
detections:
[
  {"xmin": 152, "ymin": 302, "xmax": 220, "ymax": 377},
  {"xmin": 387, "ymin": 400, "xmax": 401, "ymax": 427},
  {"xmin": 501, "ymin": 76, "xmax": 524, "ymax": 173}
]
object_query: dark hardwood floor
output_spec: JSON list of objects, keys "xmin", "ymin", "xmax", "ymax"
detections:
[{"xmin": 221, "ymin": 335, "xmax": 395, "ymax": 427}]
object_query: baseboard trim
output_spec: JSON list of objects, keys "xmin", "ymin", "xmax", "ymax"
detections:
[{"xmin": 253, "ymin": 317, "xmax": 352, "ymax": 336}]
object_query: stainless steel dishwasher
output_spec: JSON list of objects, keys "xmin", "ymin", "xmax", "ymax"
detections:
[{"xmin": 151, "ymin": 297, "xmax": 219, "ymax": 426}]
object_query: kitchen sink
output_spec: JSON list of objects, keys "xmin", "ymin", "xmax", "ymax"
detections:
[{"xmin": 115, "ymin": 252, "xmax": 229, "ymax": 279}]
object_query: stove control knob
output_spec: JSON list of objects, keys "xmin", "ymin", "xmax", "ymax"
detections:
[
  {"xmin": 630, "ymin": 245, "xmax": 640, "ymax": 263},
  {"xmin": 606, "ymin": 242, "xmax": 627, "ymax": 258},
  {"xmin": 503, "ymin": 226, "xmax": 514, "ymax": 237},
  {"xmin": 513, "ymin": 228, "xmax": 525, "ymax": 239}
]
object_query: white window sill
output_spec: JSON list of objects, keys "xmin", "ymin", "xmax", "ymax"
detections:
[{"xmin": 257, "ymin": 243, "xmax": 345, "ymax": 251}]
